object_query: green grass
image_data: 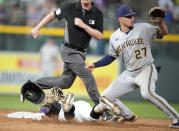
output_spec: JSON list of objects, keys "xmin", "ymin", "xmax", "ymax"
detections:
[
  {"xmin": 1, "ymin": 95, "xmax": 179, "ymax": 119},
  {"xmin": 123, "ymin": 101, "xmax": 179, "ymax": 119},
  {"xmin": 0, "ymin": 95, "xmax": 39, "ymax": 111}
]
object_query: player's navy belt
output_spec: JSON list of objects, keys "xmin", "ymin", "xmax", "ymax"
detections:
[{"xmin": 64, "ymin": 43, "xmax": 86, "ymax": 52}]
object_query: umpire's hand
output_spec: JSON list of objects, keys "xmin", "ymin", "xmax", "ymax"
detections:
[
  {"xmin": 85, "ymin": 64, "xmax": 95, "ymax": 72},
  {"xmin": 74, "ymin": 18, "xmax": 86, "ymax": 29}
]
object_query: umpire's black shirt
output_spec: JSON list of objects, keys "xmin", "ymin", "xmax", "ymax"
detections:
[{"xmin": 54, "ymin": 1, "xmax": 103, "ymax": 50}]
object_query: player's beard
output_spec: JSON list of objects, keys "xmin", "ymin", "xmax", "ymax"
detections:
[{"xmin": 128, "ymin": 26, "xmax": 133, "ymax": 30}]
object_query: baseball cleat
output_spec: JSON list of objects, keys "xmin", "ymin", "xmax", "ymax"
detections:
[
  {"xmin": 94, "ymin": 101, "xmax": 110, "ymax": 113},
  {"xmin": 102, "ymin": 111, "xmax": 114, "ymax": 122},
  {"xmin": 100, "ymin": 96, "xmax": 121, "ymax": 115},
  {"xmin": 62, "ymin": 93, "xmax": 74, "ymax": 112},
  {"xmin": 111, "ymin": 116, "xmax": 121, "ymax": 123},
  {"xmin": 169, "ymin": 121, "xmax": 179, "ymax": 128},
  {"xmin": 115, "ymin": 113, "xmax": 138, "ymax": 123},
  {"xmin": 125, "ymin": 113, "xmax": 138, "ymax": 122}
]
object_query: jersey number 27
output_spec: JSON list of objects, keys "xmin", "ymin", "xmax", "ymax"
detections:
[{"xmin": 135, "ymin": 47, "xmax": 147, "ymax": 59}]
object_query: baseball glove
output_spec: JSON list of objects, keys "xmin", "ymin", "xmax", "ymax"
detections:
[
  {"xmin": 20, "ymin": 80, "xmax": 45, "ymax": 104},
  {"xmin": 40, "ymin": 87, "xmax": 64, "ymax": 107},
  {"xmin": 149, "ymin": 7, "xmax": 165, "ymax": 22},
  {"xmin": 39, "ymin": 88, "xmax": 64, "ymax": 117}
]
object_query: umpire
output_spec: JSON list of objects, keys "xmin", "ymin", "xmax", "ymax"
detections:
[{"xmin": 31, "ymin": 0, "xmax": 112, "ymax": 120}]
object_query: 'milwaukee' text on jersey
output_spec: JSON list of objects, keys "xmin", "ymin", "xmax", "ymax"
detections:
[
  {"xmin": 109, "ymin": 23, "xmax": 160, "ymax": 71},
  {"xmin": 117, "ymin": 38, "xmax": 144, "ymax": 54}
]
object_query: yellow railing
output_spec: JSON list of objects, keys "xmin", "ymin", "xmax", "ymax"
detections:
[{"xmin": 0, "ymin": 25, "xmax": 179, "ymax": 42}]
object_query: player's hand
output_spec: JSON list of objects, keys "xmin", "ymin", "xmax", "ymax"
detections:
[
  {"xmin": 158, "ymin": 18, "xmax": 164, "ymax": 24},
  {"xmin": 31, "ymin": 27, "xmax": 40, "ymax": 39},
  {"xmin": 85, "ymin": 64, "xmax": 95, "ymax": 72},
  {"xmin": 32, "ymin": 113, "xmax": 45, "ymax": 121},
  {"xmin": 74, "ymin": 18, "xmax": 86, "ymax": 29}
]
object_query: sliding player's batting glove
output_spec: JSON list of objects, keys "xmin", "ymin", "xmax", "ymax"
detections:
[{"xmin": 32, "ymin": 113, "xmax": 45, "ymax": 121}]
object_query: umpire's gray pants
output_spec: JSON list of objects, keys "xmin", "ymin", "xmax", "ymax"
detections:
[{"xmin": 35, "ymin": 62, "xmax": 100, "ymax": 104}]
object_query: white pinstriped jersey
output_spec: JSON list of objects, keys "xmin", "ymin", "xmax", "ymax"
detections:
[
  {"xmin": 109, "ymin": 23, "xmax": 159, "ymax": 71},
  {"xmin": 58, "ymin": 101, "xmax": 96, "ymax": 122}
]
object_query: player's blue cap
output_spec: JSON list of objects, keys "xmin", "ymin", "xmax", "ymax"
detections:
[{"xmin": 117, "ymin": 5, "xmax": 136, "ymax": 17}]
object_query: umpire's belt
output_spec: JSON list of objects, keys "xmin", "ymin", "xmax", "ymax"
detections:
[{"xmin": 64, "ymin": 43, "xmax": 86, "ymax": 52}]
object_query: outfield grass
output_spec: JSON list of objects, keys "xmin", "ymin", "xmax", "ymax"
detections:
[{"xmin": 1, "ymin": 95, "xmax": 179, "ymax": 119}]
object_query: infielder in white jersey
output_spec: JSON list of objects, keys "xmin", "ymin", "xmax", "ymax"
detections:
[{"xmin": 86, "ymin": 5, "xmax": 179, "ymax": 128}]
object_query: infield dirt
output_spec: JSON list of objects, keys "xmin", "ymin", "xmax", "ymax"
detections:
[{"xmin": 0, "ymin": 109, "xmax": 175, "ymax": 131}]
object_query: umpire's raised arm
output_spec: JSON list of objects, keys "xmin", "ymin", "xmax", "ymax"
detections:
[
  {"xmin": 31, "ymin": 13, "xmax": 56, "ymax": 39},
  {"xmin": 74, "ymin": 17, "xmax": 103, "ymax": 40}
]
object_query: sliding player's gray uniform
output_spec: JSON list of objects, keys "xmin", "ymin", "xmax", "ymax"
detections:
[{"xmin": 102, "ymin": 23, "xmax": 179, "ymax": 122}]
